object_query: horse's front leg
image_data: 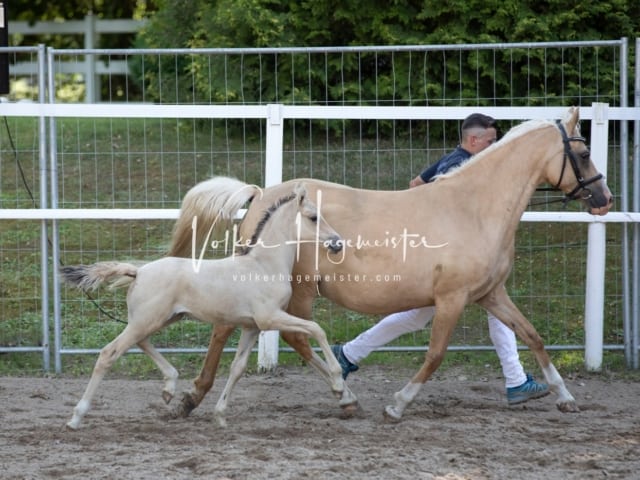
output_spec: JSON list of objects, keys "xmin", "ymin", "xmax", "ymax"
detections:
[
  {"xmin": 213, "ymin": 327, "xmax": 260, "ymax": 427},
  {"xmin": 479, "ymin": 287, "xmax": 578, "ymax": 412},
  {"xmin": 385, "ymin": 296, "xmax": 464, "ymax": 421},
  {"xmin": 176, "ymin": 323, "xmax": 236, "ymax": 418},
  {"xmin": 281, "ymin": 331, "xmax": 359, "ymax": 410}
]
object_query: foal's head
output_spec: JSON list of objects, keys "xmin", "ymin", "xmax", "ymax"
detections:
[
  {"xmin": 242, "ymin": 183, "xmax": 343, "ymax": 255},
  {"xmin": 292, "ymin": 182, "xmax": 343, "ymax": 254}
]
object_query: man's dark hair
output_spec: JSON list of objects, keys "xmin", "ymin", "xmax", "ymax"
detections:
[{"xmin": 461, "ymin": 113, "xmax": 497, "ymax": 131}]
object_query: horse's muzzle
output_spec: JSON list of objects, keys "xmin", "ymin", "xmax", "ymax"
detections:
[
  {"xmin": 586, "ymin": 188, "xmax": 613, "ymax": 216},
  {"xmin": 588, "ymin": 197, "xmax": 613, "ymax": 216},
  {"xmin": 325, "ymin": 236, "xmax": 344, "ymax": 254}
]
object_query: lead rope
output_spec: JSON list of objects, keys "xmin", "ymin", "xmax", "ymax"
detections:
[{"xmin": 3, "ymin": 116, "xmax": 127, "ymax": 324}]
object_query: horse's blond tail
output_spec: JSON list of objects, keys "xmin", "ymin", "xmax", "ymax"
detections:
[
  {"xmin": 168, "ymin": 176, "xmax": 261, "ymax": 257},
  {"xmin": 59, "ymin": 262, "xmax": 139, "ymax": 291}
]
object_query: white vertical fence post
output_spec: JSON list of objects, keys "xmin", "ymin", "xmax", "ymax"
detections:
[
  {"xmin": 258, "ymin": 104, "xmax": 284, "ymax": 371},
  {"xmin": 584, "ymin": 102, "xmax": 609, "ymax": 371}
]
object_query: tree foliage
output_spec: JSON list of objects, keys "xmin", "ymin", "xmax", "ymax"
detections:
[
  {"xmin": 133, "ymin": 0, "xmax": 638, "ymax": 108},
  {"xmin": 10, "ymin": 1, "xmax": 639, "ymax": 111}
]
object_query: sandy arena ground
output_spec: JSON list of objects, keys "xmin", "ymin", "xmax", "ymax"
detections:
[{"xmin": 1, "ymin": 366, "xmax": 639, "ymax": 479}]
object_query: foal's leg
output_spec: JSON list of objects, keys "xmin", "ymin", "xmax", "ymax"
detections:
[
  {"xmin": 385, "ymin": 296, "xmax": 465, "ymax": 421},
  {"xmin": 255, "ymin": 311, "xmax": 347, "ymax": 401},
  {"xmin": 479, "ymin": 287, "xmax": 578, "ymax": 412},
  {"xmin": 213, "ymin": 327, "xmax": 260, "ymax": 427},
  {"xmin": 283, "ymin": 331, "xmax": 359, "ymax": 409},
  {"xmin": 280, "ymin": 295, "xmax": 358, "ymax": 408},
  {"xmin": 137, "ymin": 338, "xmax": 179, "ymax": 404},
  {"xmin": 67, "ymin": 326, "xmax": 149, "ymax": 429},
  {"xmin": 177, "ymin": 323, "xmax": 236, "ymax": 417}
]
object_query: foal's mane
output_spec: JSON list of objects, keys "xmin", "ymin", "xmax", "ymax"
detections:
[
  {"xmin": 237, "ymin": 191, "xmax": 297, "ymax": 256},
  {"xmin": 434, "ymin": 118, "xmax": 556, "ymax": 182}
]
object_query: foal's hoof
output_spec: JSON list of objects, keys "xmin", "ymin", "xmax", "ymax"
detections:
[
  {"xmin": 339, "ymin": 401, "xmax": 362, "ymax": 419},
  {"xmin": 556, "ymin": 400, "xmax": 580, "ymax": 413},
  {"xmin": 214, "ymin": 414, "xmax": 228, "ymax": 428},
  {"xmin": 66, "ymin": 419, "xmax": 80, "ymax": 430},
  {"xmin": 162, "ymin": 390, "xmax": 174, "ymax": 404}
]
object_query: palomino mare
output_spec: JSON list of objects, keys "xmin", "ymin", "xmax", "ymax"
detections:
[
  {"xmin": 170, "ymin": 107, "xmax": 612, "ymax": 421},
  {"xmin": 60, "ymin": 183, "xmax": 353, "ymax": 429}
]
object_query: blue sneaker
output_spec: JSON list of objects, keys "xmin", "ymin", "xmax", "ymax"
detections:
[
  {"xmin": 507, "ymin": 373, "xmax": 550, "ymax": 405},
  {"xmin": 331, "ymin": 344, "xmax": 359, "ymax": 380}
]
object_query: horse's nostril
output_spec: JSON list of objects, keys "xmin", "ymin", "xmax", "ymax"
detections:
[{"xmin": 327, "ymin": 237, "xmax": 343, "ymax": 253}]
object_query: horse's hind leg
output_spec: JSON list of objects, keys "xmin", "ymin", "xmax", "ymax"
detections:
[
  {"xmin": 385, "ymin": 296, "xmax": 464, "ymax": 421},
  {"xmin": 138, "ymin": 338, "xmax": 179, "ymax": 404},
  {"xmin": 479, "ymin": 288, "xmax": 578, "ymax": 412},
  {"xmin": 177, "ymin": 323, "xmax": 236, "ymax": 417},
  {"xmin": 213, "ymin": 327, "xmax": 260, "ymax": 427},
  {"xmin": 67, "ymin": 326, "xmax": 144, "ymax": 429}
]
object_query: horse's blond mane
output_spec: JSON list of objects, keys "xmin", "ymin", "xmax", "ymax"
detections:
[{"xmin": 434, "ymin": 118, "xmax": 556, "ymax": 181}]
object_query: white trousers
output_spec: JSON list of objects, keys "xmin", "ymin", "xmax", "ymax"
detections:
[{"xmin": 342, "ymin": 306, "xmax": 527, "ymax": 388}]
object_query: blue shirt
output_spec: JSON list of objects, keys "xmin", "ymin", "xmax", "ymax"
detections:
[{"xmin": 419, "ymin": 146, "xmax": 472, "ymax": 183}]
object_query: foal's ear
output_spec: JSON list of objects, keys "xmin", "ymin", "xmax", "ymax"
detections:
[
  {"xmin": 293, "ymin": 182, "xmax": 307, "ymax": 203},
  {"xmin": 564, "ymin": 106, "xmax": 580, "ymax": 133}
]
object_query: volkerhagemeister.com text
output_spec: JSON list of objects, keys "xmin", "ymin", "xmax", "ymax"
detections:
[{"xmin": 231, "ymin": 272, "xmax": 402, "ymax": 284}]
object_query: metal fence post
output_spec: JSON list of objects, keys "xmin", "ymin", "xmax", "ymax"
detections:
[
  {"xmin": 37, "ymin": 44, "xmax": 50, "ymax": 371},
  {"xmin": 84, "ymin": 13, "xmax": 97, "ymax": 103}
]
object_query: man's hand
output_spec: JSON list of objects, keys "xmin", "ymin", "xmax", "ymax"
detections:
[{"xmin": 409, "ymin": 175, "xmax": 426, "ymax": 188}]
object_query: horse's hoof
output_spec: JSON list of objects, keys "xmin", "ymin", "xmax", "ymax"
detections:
[
  {"xmin": 214, "ymin": 414, "xmax": 227, "ymax": 428},
  {"xmin": 383, "ymin": 405, "xmax": 402, "ymax": 422},
  {"xmin": 170, "ymin": 392, "xmax": 196, "ymax": 418},
  {"xmin": 162, "ymin": 390, "xmax": 174, "ymax": 404},
  {"xmin": 556, "ymin": 400, "xmax": 580, "ymax": 413},
  {"xmin": 66, "ymin": 419, "xmax": 80, "ymax": 430}
]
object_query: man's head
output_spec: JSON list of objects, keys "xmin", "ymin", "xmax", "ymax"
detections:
[{"xmin": 460, "ymin": 113, "xmax": 498, "ymax": 154}]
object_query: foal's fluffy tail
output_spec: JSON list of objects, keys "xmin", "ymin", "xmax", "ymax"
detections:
[
  {"xmin": 168, "ymin": 176, "xmax": 262, "ymax": 257},
  {"xmin": 59, "ymin": 262, "xmax": 139, "ymax": 291}
]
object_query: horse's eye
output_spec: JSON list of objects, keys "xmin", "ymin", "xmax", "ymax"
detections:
[
  {"xmin": 309, "ymin": 215, "xmax": 318, "ymax": 223},
  {"xmin": 580, "ymin": 150, "xmax": 590, "ymax": 160}
]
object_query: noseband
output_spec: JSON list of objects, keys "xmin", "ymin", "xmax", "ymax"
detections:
[{"xmin": 553, "ymin": 119, "xmax": 603, "ymax": 205}]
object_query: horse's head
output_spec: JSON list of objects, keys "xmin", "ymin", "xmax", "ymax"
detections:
[
  {"xmin": 293, "ymin": 183, "xmax": 343, "ymax": 254},
  {"xmin": 550, "ymin": 107, "xmax": 613, "ymax": 216}
]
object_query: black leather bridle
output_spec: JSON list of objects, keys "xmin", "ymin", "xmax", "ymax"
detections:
[{"xmin": 552, "ymin": 119, "xmax": 603, "ymax": 206}]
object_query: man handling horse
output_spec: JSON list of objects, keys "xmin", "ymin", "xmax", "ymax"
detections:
[{"xmin": 332, "ymin": 113, "xmax": 550, "ymax": 406}]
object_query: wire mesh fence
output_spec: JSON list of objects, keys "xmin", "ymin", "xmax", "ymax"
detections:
[{"xmin": 0, "ymin": 40, "xmax": 636, "ymax": 373}]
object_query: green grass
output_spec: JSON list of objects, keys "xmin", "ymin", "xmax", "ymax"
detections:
[{"xmin": 0, "ymin": 116, "xmax": 632, "ymax": 379}]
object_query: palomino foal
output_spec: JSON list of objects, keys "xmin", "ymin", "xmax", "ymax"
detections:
[{"xmin": 60, "ymin": 182, "xmax": 353, "ymax": 429}]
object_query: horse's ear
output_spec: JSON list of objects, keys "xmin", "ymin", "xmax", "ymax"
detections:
[
  {"xmin": 564, "ymin": 106, "xmax": 580, "ymax": 133},
  {"xmin": 293, "ymin": 182, "xmax": 307, "ymax": 203}
]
